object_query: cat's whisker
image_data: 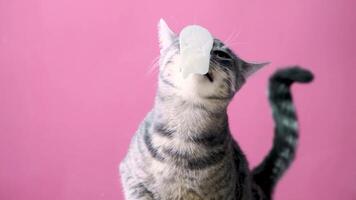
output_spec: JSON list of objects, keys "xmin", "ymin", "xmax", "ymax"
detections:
[
  {"xmin": 217, "ymin": 70, "xmax": 234, "ymax": 91},
  {"xmin": 224, "ymin": 26, "xmax": 245, "ymax": 49},
  {"xmin": 209, "ymin": 61, "xmax": 234, "ymax": 90},
  {"xmin": 224, "ymin": 29, "xmax": 241, "ymax": 48},
  {"xmin": 226, "ymin": 41, "xmax": 249, "ymax": 47},
  {"xmin": 210, "ymin": 59, "xmax": 236, "ymax": 92},
  {"xmin": 146, "ymin": 55, "xmax": 161, "ymax": 76},
  {"xmin": 223, "ymin": 28, "xmax": 238, "ymax": 45}
]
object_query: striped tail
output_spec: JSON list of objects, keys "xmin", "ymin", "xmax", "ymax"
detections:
[{"xmin": 252, "ymin": 66, "xmax": 314, "ymax": 199}]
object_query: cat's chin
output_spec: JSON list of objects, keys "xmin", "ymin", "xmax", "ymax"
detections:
[
  {"xmin": 176, "ymin": 74, "xmax": 220, "ymax": 101},
  {"xmin": 178, "ymin": 74, "xmax": 213, "ymax": 90}
]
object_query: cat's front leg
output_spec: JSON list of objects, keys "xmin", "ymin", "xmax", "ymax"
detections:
[{"xmin": 120, "ymin": 164, "xmax": 154, "ymax": 200}]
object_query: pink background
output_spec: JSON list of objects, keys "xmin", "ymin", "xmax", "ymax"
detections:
[{"xmin": 1, "ymin": 0, "xmax": 355, "ymax": 199}]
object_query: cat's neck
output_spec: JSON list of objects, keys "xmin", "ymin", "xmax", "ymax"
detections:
[{"xmin": 152, "ymin": 93, "xmax": 228, "ymax": 137}]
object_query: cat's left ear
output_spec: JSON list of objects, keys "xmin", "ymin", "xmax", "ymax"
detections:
[
  {"xmin": 158, "ymin": 18, "xmax": 176, "ymax": 50},
  {"xmin": 241, "ymin": 60, "xmax": 270, "ymax": 78}
]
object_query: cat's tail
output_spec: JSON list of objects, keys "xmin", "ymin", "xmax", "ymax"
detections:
[{"xmin": 251, "ymin": 66, "xmax": 313, "ymax": 199}]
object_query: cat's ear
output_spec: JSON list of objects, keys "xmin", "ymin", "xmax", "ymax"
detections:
[
  {"xmin": 241, "ymin": 60, "xmax": 270, "ymax": 78},
  {"xmin": 158, "ymin": 18, "xmax": 176, "ymax": 50}
]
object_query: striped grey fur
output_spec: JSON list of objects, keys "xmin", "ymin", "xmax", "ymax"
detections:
[
  {"xmin": 252, "ymin": 67, "xmax": 314, "ymax": 200},
  {"xmin": 120, "ymin": 19, "xmax": 313, "ymax": 200}
]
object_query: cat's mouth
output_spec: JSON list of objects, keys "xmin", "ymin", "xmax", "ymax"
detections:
[{"xmin": 204, "ymin": 72, "xmax": 214, "ymax": 82}]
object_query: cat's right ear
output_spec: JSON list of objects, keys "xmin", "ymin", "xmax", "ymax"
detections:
[{"xmin": 158, "ymin": 18, "xmax": 176, "ymax": 50}]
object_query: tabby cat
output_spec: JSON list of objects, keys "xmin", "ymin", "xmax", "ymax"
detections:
[{"xmin": 119, "ymin": 19, "xmax": 313, "ymax": 200}]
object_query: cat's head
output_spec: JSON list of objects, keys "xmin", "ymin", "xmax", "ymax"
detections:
[{"xmin": 157, "ymin": 19, "xmax": 268, "ymax": 107}]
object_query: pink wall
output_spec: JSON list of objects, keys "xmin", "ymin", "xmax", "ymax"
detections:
[{"xmin": 1, "ymin": 0, "xmax": 355, "ymax": 199}]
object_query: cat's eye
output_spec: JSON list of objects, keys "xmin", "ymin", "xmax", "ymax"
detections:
[{"xmin": 211, "ymin": 50, "xmax": 232, "ymax": 59}]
